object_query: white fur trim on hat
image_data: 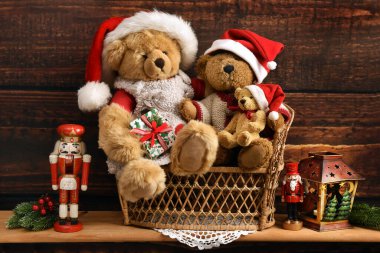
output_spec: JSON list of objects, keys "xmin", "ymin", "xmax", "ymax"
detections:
[
  {"xmin": 268, "ymin": 111, "xmax": 279, "ymax": 121},
  {"xmin": 103, "ymin": 10, "xmax": 198, "ymax": 70},
  {"xmin": 204, "ymin": 39, "xmax": 268, "ymax": 84},
  {"xmin": 245, "ymin": 85, "xmax": 269, "ymax": 112},
  {"xmin": 267, "ymin": 61, "xmax": 277, "ymax": 70},
  {"xmin": 78, "ymin": 81, "xmax": 111, "ymax": 112}
]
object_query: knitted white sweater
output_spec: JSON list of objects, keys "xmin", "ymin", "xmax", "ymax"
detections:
[
  {"xmin": 108, "ymin": 71, "xmax": 193, "ymax": 167},
  {"xmin": 114, "ymin": 70, "xmax": 194, "ymax": 128}
]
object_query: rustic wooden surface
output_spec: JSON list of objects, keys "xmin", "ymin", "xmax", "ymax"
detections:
[
  {"xmin": 0, "ymin": 0, "xmax": 379, "ymax": 212},
  {"xmin": 1, "ymin": 211, "xmax": 379, "ymax": 243}
]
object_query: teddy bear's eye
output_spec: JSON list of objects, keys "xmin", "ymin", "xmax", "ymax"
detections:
[
  {"xmin": 163, "ymin": 51, "xmax": 168, "ymax": 55},
  {"xmin": 142, "ymin": 54, "xmax": 148, "ymax": 59},
  {"xmin": 250, "ymin": 96, "xmax": 254, "ymax": 99}
]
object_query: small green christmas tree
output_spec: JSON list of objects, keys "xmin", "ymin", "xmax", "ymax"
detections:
[
  {"xmin": 323, "ymin": 196, "xmax": 338, "ymax": 221},
  {"xmin": 336, "ymin": 190, "xmax": 352, "ymax": 220}
]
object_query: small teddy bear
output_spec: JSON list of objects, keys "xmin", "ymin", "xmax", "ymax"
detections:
[{"xmin": 218, "ymin": 87, "xmax": 267, "ymax": 149}]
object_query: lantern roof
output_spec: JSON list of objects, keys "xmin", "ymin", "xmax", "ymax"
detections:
[{"xmin": 298, "ymin": 152, "xmax": 365, "ymax": 183}]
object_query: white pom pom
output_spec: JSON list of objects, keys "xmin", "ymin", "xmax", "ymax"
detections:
[
  {"xmin": 268, "ymin": 111, "xmax": 279, "ymax": 121},
  {"xmin": 267, "ymin": 61, "xmax": 277, "ymax": 70},
  {"xmin": 78, "ymin": 81, "xmax": 111, "ymax": 112}
]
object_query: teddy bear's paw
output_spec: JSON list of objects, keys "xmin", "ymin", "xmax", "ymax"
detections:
[
  {"xmin": 238, "ymin": 138, "xmax": 273, "ymax": 171},
  {"xmin": 248, "ymin": 122, "xmax": 263, "ymax": 133},
  {"xmin": 117, "ymin": 159, "xmax": 166, "ymax": 202},
  {"xmin": 179, "ymin": 99, "xmax": 197, "ymax": 122},
  {"xmin": 218, "ymin": 131, "xmax": 238, "ymax": 149},
  {"xmin": 171, "ymin": 121, "xmax": 218, "ymax": 175},
  {"xmin": 236, "ymin": 131, "xmax": 254, "ymax": 147}
]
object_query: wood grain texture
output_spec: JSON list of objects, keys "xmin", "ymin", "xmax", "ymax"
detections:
[
  {"xmin": 0, "ymin": 0, "xmax": 379, "ymax": 91},
  {"xmin": 1, "ymin": 211, "xmax": 380, "ymax": 243},
  {"xmin": 1, "ymin": 90, "xmax": 379, "ymax": 128}
]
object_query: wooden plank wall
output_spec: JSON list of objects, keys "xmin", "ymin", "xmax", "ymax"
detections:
[{"xmin": 0, "ymin": 0, "xmax": 379, "ymax": 210}]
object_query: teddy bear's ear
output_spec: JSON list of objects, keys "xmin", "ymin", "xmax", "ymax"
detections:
[
  {"xmin": 234, "ymin": 87, "xmax": 242, "ymax": 97},
  {"xmin": 104, "ymin": 39, "xmax": 127, "ymax": 71},
  {"xmin": 195, "ymin": 55, "xmax": 211, "ymax": 79}
]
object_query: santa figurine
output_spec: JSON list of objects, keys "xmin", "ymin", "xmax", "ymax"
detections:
[
  {"xmin": 281, "ymin": 162, "xmax": 304, "ymax": 230},
  {"xmin": 49, "ymin": 124, "xmax": 91, "ymax": 232}
]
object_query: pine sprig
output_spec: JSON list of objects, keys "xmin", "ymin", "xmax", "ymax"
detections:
[
  {"xmin": 6, "ymin": 212, "xmax": 22, "ymax": 229},
  {"xmin": 6, "ymin": 195, "xmax": 58, "ymax": 231},
  {"xmin": 349, "ymin": 203, "xmax": 380, "ymax": 231}
]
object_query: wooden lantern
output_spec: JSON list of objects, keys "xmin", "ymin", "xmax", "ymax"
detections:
[{"xmin": 298, "ymin": 152, "xmax": 364, "ymax": 231}]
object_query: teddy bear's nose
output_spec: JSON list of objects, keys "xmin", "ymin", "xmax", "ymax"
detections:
[
  {"xmin": 240, "ymin": 99, "xmax": 246, "ymax": 105},
  {"xmin": 154, "ymin": 58, "xmax": 165, "ymax": 69},
  {"xmin": 223, "ymin": 64, "xmax": 234, "ymax": 74}
]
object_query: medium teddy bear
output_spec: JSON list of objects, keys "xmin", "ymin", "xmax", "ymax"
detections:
[
  {"xmin": 218, "ymin": 87, "xmax": 267, "ymax": 149},
  {"xmin": 77, "ymin": 11, "xmax": 218, "ymax": 202},
  {"xmin": 181, "ymin": 29, "xmax": 291, "ymax": 169}
]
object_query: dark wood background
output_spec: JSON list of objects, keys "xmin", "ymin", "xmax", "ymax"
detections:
[{"xmin": 1, "ymin": 0, "xmax": 379, "ymax": 212}]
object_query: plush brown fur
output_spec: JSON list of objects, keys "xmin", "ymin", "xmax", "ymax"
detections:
[
  {"xmin": 104, "ymin": 30, "xmax": 181, "ymax": 81},
  {"xmin": 238, "ymin": 138, "xmax": 273, "ymax": 171},
  {"xmin": 218, "ymin": 87, "xmax": 267, "ymax": 149},
  {"xmin": 197, "ymin": 53, "xmax": 255, "ymax": 91},
  {"xmin": 117, "ymin": 158, "xmax": 166, "ymax": 202},
  {"xmin": 99, "ymin": 30, "xmax": 218, "ymax": 202},
  {"xmin": 98, "ymin": 103, "xmax": 143, "ymax": 163}
]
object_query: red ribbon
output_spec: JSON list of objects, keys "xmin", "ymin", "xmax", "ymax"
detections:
[
  {"xmin": 228, "ymin": 105, "xmax": 257, "ymax": 120},
  {"xmin": 130, "ymin": 114, "xmax": 172, "ymax": 150}
]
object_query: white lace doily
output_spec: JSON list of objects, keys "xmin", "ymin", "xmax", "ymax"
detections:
[{"xmin": 155, "ymin": 229, "xmax": 255, "ymax": 250}]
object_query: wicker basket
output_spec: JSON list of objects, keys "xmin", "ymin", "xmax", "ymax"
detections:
[{"xmin": 118, "ymin": 105, "xmax": 294, "ymax": 231}]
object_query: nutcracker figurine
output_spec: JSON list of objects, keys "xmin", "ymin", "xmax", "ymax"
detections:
[
  {"xmin": 281, "ymin": 162, "xmax": 304, "ymax": 230},
  {"xmin": 49, "ymin": 124, "xmax": 91, "ymax": 233}
]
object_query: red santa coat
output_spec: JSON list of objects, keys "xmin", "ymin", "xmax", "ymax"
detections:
[{"xmin": 282, "ymin": 180, "xmax": 304, "ymax": 203}]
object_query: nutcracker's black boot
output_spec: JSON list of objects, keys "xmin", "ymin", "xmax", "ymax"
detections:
[
  {"xmin": 59, "ymin": 219, "xmax": 66, "ymax": 225},
  {"xmin": 70, "ymin": 218, "xmax": 78, "ymax": 225}
]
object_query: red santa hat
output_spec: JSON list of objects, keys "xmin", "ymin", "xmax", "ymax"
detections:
[
  {"xmin": 78, "ymin": 10, "xmax": 198, "ymax": 112},
  {"xmin": 204, "ymin": 29, "xmax": 284, "ymax": 84},
  {"xmin": 245, "ymin": 84, "xmax": 290, "ymax": 121}
]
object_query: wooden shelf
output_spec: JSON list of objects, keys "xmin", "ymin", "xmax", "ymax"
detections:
[{"xmin": 0, "ymin": 211, "xmax": 379, "ymax": 243}]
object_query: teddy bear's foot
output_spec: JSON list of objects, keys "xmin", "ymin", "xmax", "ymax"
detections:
[
  {"xmin": 218, "ymin": 131, "xmax": 238, "ymax": 149},
  {"xmin": 236, "ymin": 131, "xmax": 255, "ymax": 147},
  {"xmin": 171, "ymin": 120, "xmax": 218, "ymax": 175},
  {"xmin": 117, "ymin": 159, "xmax": 166, "ymax": 202},
  {"xmin": 238, "ymin": 138, "xmax": 273, "ymax": 171}
]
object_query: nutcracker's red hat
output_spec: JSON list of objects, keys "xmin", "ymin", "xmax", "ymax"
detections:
[
  {"xmin": 57, "ymin": 124, "xmax": 85, "ymax": 137},
  {"xmin": 285, "ymin": 162, "xmax": 299, "ymax": 175}
]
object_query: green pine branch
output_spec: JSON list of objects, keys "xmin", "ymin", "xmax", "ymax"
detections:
[
  {"xmin": 6, "ymin": 201, "xmax": 57, "ymax": 231},
  {"xmin": 349, "ymin": 203, "xmax": 380, "ymax": 231}
]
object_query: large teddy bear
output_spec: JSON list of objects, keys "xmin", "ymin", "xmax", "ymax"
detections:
[
  {"xmin": 77, "ymin": 11, "xmax": 218, "ymax": 202},
  {"xmin": 181, "ymin": 29, "xmax": 291, "ymax": 169}
]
